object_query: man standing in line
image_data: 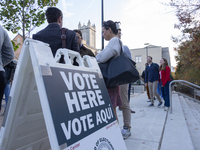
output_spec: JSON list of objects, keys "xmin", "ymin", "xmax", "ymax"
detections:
[
  {"xmin": 33, "ymin": 7, "xmax": 79, "ymax": 63},
  {"xmin": 141, "ymin": 63, "xmax": 151, "ymax": 102},
  {"xmin": 145, "ymin": 56, "xmax": 162, "ymax": 107},
  {"xmin": 0, "ymin": 25, "xmax": 15, "ymax": 113},
  {"xmin": 73, "ymin": 29, "xmax": 95, "ymax": 57},
  {"xmin": 117, "ymin": 29, "xmax": 133, "ymax": 139}
]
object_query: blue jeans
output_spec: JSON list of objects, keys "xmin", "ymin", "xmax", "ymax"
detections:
[
  {"xmin": 157, "ymin": 82, "xmax": 163, "ymax": 98},
  {"xmin": 161, "ymin": 81, "xmax": 171, "ymax": 107},
  {"xmin": 4, "ymin": 83, "xmax": 11, "ymax": 110}
]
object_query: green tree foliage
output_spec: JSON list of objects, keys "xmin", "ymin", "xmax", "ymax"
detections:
[
  {"xmin": 0, "ymin": 0, "xmax": 58, "ymax": 41},
  {"xmin": 11, "ymin": 40, "xmax": 20, "ymax": 51},
  {"xmin": 169, "ymin": 0, "xmax": 200, "ymax": 85}
]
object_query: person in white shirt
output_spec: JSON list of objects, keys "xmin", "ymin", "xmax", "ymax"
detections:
[
  {"xmin": 117, "ymin": 29, "xmax": 133, "ymax": 139},
  {"xmin": 96, "ymin": 20, "xmax": 122, "ymax": 123}
]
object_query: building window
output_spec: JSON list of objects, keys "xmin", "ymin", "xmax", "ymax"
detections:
[
  {"xmin": 135, "ymin": 56, "xmax": 141, "ymax": 63},
  {"xmin": 17, "ymin": 38, "xmax": 20, "ymax": 44}
]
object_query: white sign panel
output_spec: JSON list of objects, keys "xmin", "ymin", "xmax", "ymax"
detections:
[{"xmin": 0, "ymin": 39, "xmax": 127, "ymax": 150}]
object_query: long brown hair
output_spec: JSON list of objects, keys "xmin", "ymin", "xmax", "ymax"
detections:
[{"xmin": 159, "ymin": 58, "xmax": 168, "ymax": 71}]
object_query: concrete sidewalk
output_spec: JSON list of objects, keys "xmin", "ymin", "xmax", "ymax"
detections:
[
  {"xmin": 1, "ymin": 92, "xmax": 193, "ymax": 150},
  {"xmin": 117, "ymin": 92, "xmax": 168, "ymax": 150},
  {"xmin": 0, "ymin": 92, "xmax": 167, "ymax": 150}
]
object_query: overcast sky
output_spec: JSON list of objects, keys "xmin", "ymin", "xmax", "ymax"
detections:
[{"xmin": 6, "ymin": 0, "xmax": 181, "ymax": 66}]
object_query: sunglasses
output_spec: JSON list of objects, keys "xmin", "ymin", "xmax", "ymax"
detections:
[{"xmin": 103, "ymin": 21, "xmax": 109, "ymax": 28}]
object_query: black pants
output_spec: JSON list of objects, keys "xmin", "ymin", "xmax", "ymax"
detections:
[{"xmin": 0, "ymin": 71, "xmax": 6, "ymax": 110}]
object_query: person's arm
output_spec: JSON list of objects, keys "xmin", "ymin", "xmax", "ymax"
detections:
[
  {"xmin": 96, "ymin": 37, "xmax": 120, "ymax": 63},
  {"xmin": 145, "ymin": 67, "xmax": 148, "ymax": 87},
  {"xmin": 2, "ymin": 31, "xmax": 14, "ymax": 66},
  {"xmin": 145, "ymin": 67, "xmax": 147, "ymax": 83},
  {"xmin": 141, "ymin": 71, "xmax": 145, "ymax": 81},
  {"xmin": 162, "ymin": 66, "xmax": 170, "ymax": 86}
]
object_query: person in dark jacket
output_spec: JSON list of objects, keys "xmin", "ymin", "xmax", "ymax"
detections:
[
  {"xmin": 145, "ymin": 56, "xmax": 162, "ymax": 107},
  {"xmin": 73, "ymin": 29, "xmax": 95, "ymax": 57},
  {"xmin": 32, "ymin": 7, "xmax": 79, "ymax": 63}
]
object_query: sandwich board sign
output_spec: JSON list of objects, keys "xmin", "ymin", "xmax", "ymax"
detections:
[{"xmin": 0, "ymin": 39, "xmax": 127, "ymax": 150}]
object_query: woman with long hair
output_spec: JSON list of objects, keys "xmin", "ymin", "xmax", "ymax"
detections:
[
  {"xmin": 159, "ymin": 58, "xmax": 171, "ymax": 111},
  {"xmin": 96, "ymin": 20, "xmax": 122, "ymax": 121}
]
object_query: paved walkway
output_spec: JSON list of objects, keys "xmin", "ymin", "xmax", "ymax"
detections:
[
  {"xmin": 0, "ymin": 92, "xmax": 184, "ymax": 150},
  {"xmin": 0, "ymin": 92, "xmax": 167, "ymax": 150},
  {"xmin": 117, "ymin": 92, "xmax": 168, "ymax": 150}
]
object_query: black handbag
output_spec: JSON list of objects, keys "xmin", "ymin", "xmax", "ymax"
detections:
[{"xmin": 98, "ymin": 41, "xmax": 140, "ymax": 88}]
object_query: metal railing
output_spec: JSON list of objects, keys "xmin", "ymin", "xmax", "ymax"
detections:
[{"xmin": 169, "ymin": 80, "xmax": 200, "ymax": 114}]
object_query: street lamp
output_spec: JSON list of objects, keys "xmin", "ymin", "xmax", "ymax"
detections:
[
  {"xmin": 101, "ymin": 0, "xmax": 104, "ymax": 50},
  {"xmin": 144, "ymin": 43, "xmax": 149, "ymax": 57}
]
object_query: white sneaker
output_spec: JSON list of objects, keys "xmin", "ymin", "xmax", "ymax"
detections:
[
  {"xmin": 164, "ymin": 107, "xmax": 169, "ymax": 111},
  {"xmin": 1, "ymin": 104, "xmax": 6, "ymax": 108},
  {"xmin": 121, "ymin": 127, "xmax": 131, "ymax": 139},
  {"xmin": 147, "ymin": 99, "xmax": 151, "ymax": 102}
]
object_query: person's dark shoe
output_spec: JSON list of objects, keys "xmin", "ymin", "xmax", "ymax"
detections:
[
  {"xmin": 131, "ymin": 110, "xmax": 135, "ymax": 113},
  {"xmin": 158, "ymin": 102, "xmax": 163, "ymax": 107},
  {"xmin": 148, "ymin": 103, "xmax": 154, "ymax": 107}
]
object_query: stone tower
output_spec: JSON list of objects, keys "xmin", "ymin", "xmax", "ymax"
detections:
[{"xmin": 78, "ymin": 20, "xmax": 96, "ymax": 48}]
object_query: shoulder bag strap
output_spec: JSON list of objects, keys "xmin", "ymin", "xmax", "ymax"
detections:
[
  {"xmin": 153, "ymin": 63, "xmax": 159, "ymax": 72},
  {"xmin": 118, "ymin": 39, "xmax": 123, "ymax": 55},
  {"xmin": 61, "ymin": 28, "xmax": 68, "ymax": 48}
]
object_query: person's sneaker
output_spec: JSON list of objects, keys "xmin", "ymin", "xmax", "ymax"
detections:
[
  {"xmin": 148, "ymin": 103, "xmax": 154, "ymax": 107},
  {"xmin": 164, "ymin": 107, "xmax": 169, "ymax": 111},
  {"xmin": 158, "ymin": 102, "xmax": 163, "ymax": 107},
  {"xmin": 0, "ymin": 111, "xmax": 5, "ymax": 116},
  {"xmin": 131, "ymin": 110, "xmax": 135, "ymax": 113},
  {"xmin": 121, "ymin": 127, "xmax": 131, "ymax": 139},
  {"xmin": 147, "ymin": 99, "xmax": 151, "ymax": 102},
  {"xmin": 1, "ymin": 104, "xmax": 6, "ymax": 108}
]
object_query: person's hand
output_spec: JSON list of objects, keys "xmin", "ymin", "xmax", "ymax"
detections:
[
  {"xmin": 145, "ymin": 83, "xmax": 147, "ymax": 87},
  {"xmin": 161, "ymin": 85, "xmax": 164, "ymax": 87},
  {"xmin": 95, "ymin": 50, "xmax": 101, "ymax": 56}
]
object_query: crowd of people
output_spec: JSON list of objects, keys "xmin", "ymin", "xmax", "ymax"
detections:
[
  {"xmin": 0, "ymin": 6, "xmax": 172, "ymax": 141},
  {"xmin": 143, "ymin": 56, "xmax": 172, "ymax": 111}
]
